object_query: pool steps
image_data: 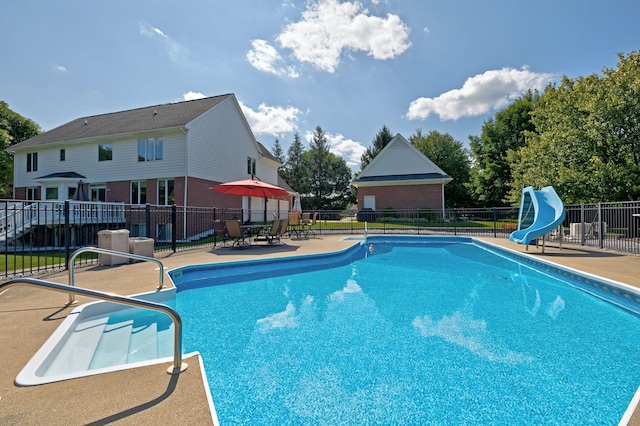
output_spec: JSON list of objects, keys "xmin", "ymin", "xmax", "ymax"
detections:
[{"xmin": 43, "ymin": 311, "xmax": 173, "ymax": 377}]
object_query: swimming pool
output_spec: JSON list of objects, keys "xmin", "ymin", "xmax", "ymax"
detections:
[{"xmin": 171, "ymin": 236, "xmax": 640, "ymax": 424}]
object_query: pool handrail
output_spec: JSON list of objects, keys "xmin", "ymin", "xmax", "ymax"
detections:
[
  {"xmin": 1, "ymin": 277, "xmax": 187, "ymax": 375},
  {"xmin": 68, "ymin": 246, "xmax": 165, "ymax": 305}
]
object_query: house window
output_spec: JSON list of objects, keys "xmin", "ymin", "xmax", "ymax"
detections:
[
  {"xmin": 99, "ymin": 144, "xmax": 112, "ymax": 161},
  {"xmin": 131, "ymin": 181, "xmax": 147, "ymax": 204},
  {"xmin": 60, "ymin": 149, "xmax": 65, "ymax": 161},
  {"xmin": 138, "ymin": 137, "xmax": 163, "ymax": 162},
  {"xmin": 26, "ymin": 152, "xmax": 38, "ymax": 172},
  {"xmin": 26, "ymin": 187, "xmax": 38, "ymax": 200},
  {"xmin": 68, "ymin": 187, "xmax": 76, "ymax": 199},
  {"xmin": 247, "ymin": 157, "xmax": 256, "ymax": 176},
  {"xmin": 91, "ymin": 186, "xmax": 106, "ymax": 202},
  {"xmin": 45, "ymin": 187, "xmax": 58, "ymax": 200},
  {"xmin": 158, "ymin": 179, "xmax": 175, "ymax": 205}
]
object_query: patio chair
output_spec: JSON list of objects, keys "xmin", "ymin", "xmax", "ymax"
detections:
[
  {"xmin": 255, "ymin": 219, "xmax": 281, "ymax": 244},
  {"xmin": 225, "ymin": 220, "xmax": 250, "ymax": 247},
  {"xmin": 288, "ymin": 212, "xmax": 302, "ymax": 238},
  {"xmin": 302, "ymin": 212, "xmax": 318, "ymax": 237}
]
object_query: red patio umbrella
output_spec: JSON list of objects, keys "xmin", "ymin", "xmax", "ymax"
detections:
[
  {"xmin": 209, "ymin": 179, "xmax": 290, "ymax": 198},
  {"xmin": 210, "ymin": 179, "xmax": 290, "ymax": 222}
]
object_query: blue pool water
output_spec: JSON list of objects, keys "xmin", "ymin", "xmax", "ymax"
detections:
[{"xmin": 172, "ymin": 237, "xmax": 640, "ymax": 424}]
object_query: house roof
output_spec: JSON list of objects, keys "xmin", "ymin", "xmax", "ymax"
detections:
[
  {"xmin": 36, "ymin": 171, "xmax": 86, "ymax": 180},
  {"xmin": 9, "ymin": 94, "xmax": 233, "ymax": 150},
  {"xmin": 256, "ymin": 141, "xmax": 278, "ymax": 163},
  {"xmin": 352, "ymin": 134, "xmax": 452, "ymax": 187}
]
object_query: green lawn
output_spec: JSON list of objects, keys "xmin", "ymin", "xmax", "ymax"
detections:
[
  {"xmin": 1, "ymin": 252, "xmax": 97, "ymax": 274},
  {"xmin": 313, "ymin": 218, "xmax": 516, "ymax": 230}
]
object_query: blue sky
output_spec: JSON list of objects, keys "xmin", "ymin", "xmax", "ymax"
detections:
[{"xmin": 2, "ymin": 0, "xmax": 639, "ymax": 171}]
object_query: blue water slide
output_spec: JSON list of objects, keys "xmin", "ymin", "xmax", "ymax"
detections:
[{"xmin": 509, "ymin": 186, "xmax": 566, "ymax": 245}]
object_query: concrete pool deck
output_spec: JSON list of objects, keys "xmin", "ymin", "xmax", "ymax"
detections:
[{"xmin": 1, "ymin": 235, "xmax": 639, "ymax": 425}]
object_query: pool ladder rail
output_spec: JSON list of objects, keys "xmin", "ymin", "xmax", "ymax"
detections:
[
  {"xmin": 67, "ymin": 246, "xmax": 166, "ymax": 305},
  {"xmin": 2, "ymin": 274, "xmax": 187, "ymax": 376}
]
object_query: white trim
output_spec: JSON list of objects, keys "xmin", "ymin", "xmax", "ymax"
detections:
[{"xmin": 354, "ymin": 178, "xmax": 452, "ymax": 188}]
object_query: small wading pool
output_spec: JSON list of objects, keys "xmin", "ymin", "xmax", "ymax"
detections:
[{"xmin": 170, "ymin": 236, "xmax": 640, "ymax": 424}]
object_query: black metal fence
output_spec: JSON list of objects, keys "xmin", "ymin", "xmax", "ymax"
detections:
[{"xmin": 2, "ymin": 199, "xmax": 639, "ymax": 279}]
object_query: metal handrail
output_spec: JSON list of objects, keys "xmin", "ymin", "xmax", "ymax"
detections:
[
  {"xmin": 1, "ymin": 277, "xmax": 187, "ymax": 375},
  {"xmin": 68, "ymin": 246, "xmax": 165, "ymax": 304}
]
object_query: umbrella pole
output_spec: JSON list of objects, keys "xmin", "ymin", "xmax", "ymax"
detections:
[{"xmin": 264, "ymin": 197, "xmax": 268, "ymax": 222}]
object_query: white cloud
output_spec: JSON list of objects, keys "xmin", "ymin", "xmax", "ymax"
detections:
[
  {"xmin": 247, "ymin": 39, "xmax": 299, "ymax": 78},
  {"xmin": 406, "ymin": 66, "xmax": 555, "ymax": 121},
  {"xmin": 239, "ymin": 100, "xmax": 301, "ymax": 136},
  {"xmin": 139, "ymin": 22, "xmax": 189, "ymax": 64},
  {"xmin": 304, "ymin": 130, "xmax": 366, "ymax": 170},
  {"xmin": 276, "ymin": 0, "xmax": 411, "ymax": 73},
  {"xmin": 182, "ymin": 91, "xmax": 206, "ymax": 101},
  {"xmin": 54, "ymin": 64, "xmax": 67, "ymax": 72}
]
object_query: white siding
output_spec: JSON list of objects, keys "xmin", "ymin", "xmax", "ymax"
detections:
[
  {"xmin": 187, "ymin": 98, "xmax": 275, "ymax": 184},
  {"xmin": 13, "ymin": 130, "xmax": 186, "ymax": 188},
  {"xmin": 256, "ymin": 158, "xmax": 279, "ymax": 185},
  {"xmin": 359, "ymin": 135, "xmax": 447, "ymax": 178},
  {"xmin": 11, "ymin": 94, "xmax": 280, "ymax": 194}
]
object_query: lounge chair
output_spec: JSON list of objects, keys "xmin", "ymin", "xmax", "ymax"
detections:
[
  {"xmin": 262, "ymin": 219, "xmax": 288, "ymax": 245},
  {"xmin": 273, "ymin": 218, "xmax": 288, "ymax": 244},
  {"xmin": 255, "ymin": 219, "xmax": 281, "ymax": 244},
  {"xmin": 225, "ymin": 220, "xmax": 250, "ymax": 247}
]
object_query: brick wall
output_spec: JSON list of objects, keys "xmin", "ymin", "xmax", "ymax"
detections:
[{"xmin": 357, "ymin": 184, "xmax": 443, "ymax": 210}]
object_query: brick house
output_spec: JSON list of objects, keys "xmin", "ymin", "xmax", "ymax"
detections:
[{"xmin": 351, "ymin": 134, "xmax": 452, "ymax": 215}]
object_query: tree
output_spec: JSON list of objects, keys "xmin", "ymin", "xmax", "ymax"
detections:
[
  {"xmin": 509, "ymin": 50, "xmax": 640, "ymax": 203},
  {"xmin": 278, "ymin": 132, "xmax": 307, "ymax": 193},
  {"xmin": 359, "ymin": 125, "xmax": 394, "ymax": 172},
  {"xmin": 410, "ymin": 130, "xmax": 471, "ymax": 208},
  {"xmin": 272, "ymin": 138, "xmax": 285, "ymax": 164},
  {"xmin": 302, "ymin": 126, "xmax": 353, "ymax": 210},
  {"xmin": 468, "ymin": 91, "xmax": 538, "ymax": 206},
  {"xmin": 0, "ymin": 101, "xmax": 41, "ymax": 198}
]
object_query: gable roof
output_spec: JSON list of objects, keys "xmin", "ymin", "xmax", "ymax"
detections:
[
  {"xmin": 9, "ymin": 94, "xmax": 233, "ymax": 150},
  {"xmin": 352, "ymin": 134, "xmax": 452, "ymax": 187}
]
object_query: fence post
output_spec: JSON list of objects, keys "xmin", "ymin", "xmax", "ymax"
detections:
[
  {"xmin": 145, "ymin": 204, "xmax": 151, "ymax": 238},
  {"xmin": 213, "ymin": 207, "xmax": 217, "ymax": 248},
  {"xmin": 493, "ymin": 208, "xmax": 497, "ymax": 238},
  {"xmin": 171, "ymin": 204, "xmax": 177, "ymax": 253},
  {"xmin": 453, "ymin": 208, "xmax": 457, "ymax": 236},
  {"xmin": 64, "ymin": 200, "xmax": 70, "ymax": 270},
  {"xmin": 598, "ymin": 202, "xmax": 604, "ymax": 249},
  {"xmin": 580, "ymin": 204, "xmax": 585, "ymax": 245}
]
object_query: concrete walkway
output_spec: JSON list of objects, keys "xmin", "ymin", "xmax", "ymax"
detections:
[{"xmin": 1, "ymin": 235, "xmax": 639, "ymax": 425}]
